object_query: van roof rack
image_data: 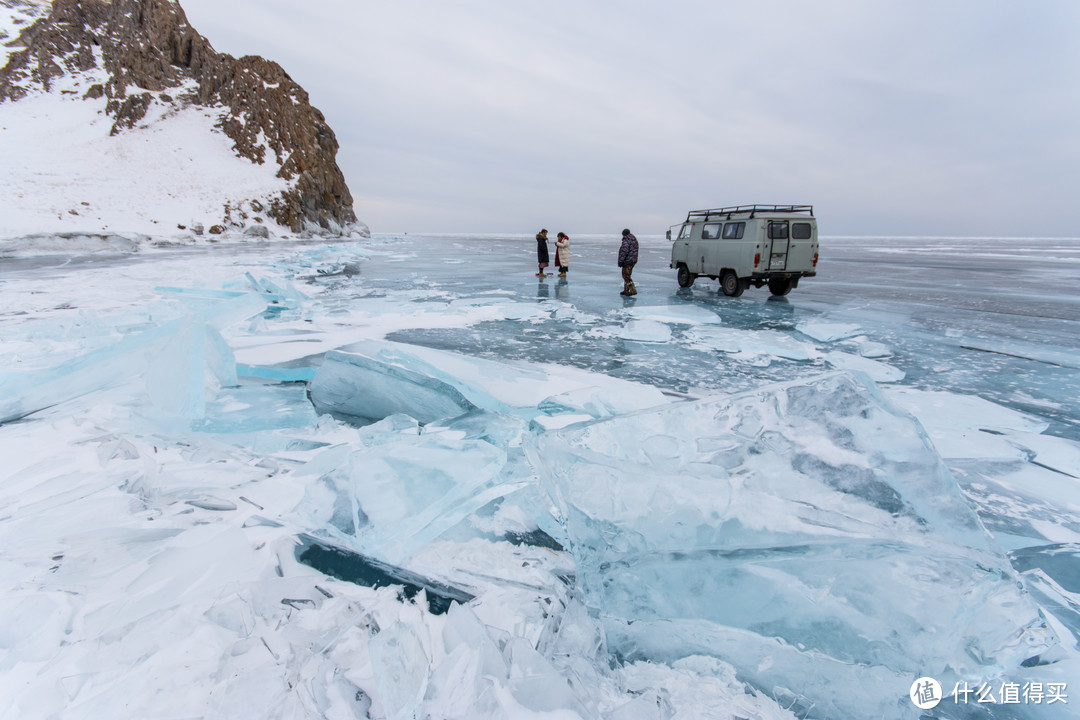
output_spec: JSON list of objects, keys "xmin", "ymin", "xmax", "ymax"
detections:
[{"xmin": 685, "ymin": 204, "xmax": 813, "ymax": 221}]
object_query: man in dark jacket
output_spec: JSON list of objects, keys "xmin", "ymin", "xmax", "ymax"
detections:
[
  {"xmin": 617, "ymin": 228, "xmax": 638, "ymax": 296},
  {"xmin": 536, "ymin": 229, "xmax": 551, "ymax": 276}
]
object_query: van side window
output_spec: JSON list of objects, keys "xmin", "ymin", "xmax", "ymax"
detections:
[
  {"xmin": 722, "ymin": 222, "xmax": 745, "ymax": 239},
  {"xmin": 792, "ymin": 223, "xmax": 812, "ymax": 240},
  {"xmin": 768, "ymin": 222, "xmax": 789, "ymax": 240},
  {"xmin": 678, "ymin": 223, "xmax": 692, "ymax": 240},
  {"xmin": 702, "ymin": 223, "xmax": 722, "ymax": 239}
]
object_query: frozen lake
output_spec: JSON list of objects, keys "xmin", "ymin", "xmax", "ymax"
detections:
[{"xmin": 1, "ymin": 232, "xmax": 1078, "ymax": 719}]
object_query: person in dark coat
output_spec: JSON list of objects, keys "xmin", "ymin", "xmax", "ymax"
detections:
[
  {"xmin": 617, "ymin": 228, "xmax": 638, "ymax": 295},
  {"xmin": 536, "ymin": 229, "xmax": 551, "ymax": 276}
]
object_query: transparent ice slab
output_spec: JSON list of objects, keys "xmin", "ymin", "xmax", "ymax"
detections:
[
  {"xmin": 290, "ymin": 413, "xmax": 541, "ymax": 565},
  {"xmin": 0, "ymin": 289, "xmax": 268, "ymax": 424},
  {"xmin": 308, "ymin": 339, "xmax": 670, "ymax": 426},
  {"xmin": 526, "ymin": 371, "xmax": 1058, "ymax": 719}
]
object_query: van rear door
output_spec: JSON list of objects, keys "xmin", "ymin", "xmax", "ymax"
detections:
[{"xmin": 767, "ymin": 221, "xmax": 789, "ymax": 271}]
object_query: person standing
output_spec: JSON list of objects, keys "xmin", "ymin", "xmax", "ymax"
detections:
[
  {"xmin": 555, "ymin": 232, "xmax": 570, "ymax": 277},
  {"xmin": 536, "ymin": 229, "xmax": 551, "ymax": 276},
  {"xmin": 618, "ymin": 228, "xmax": 638, "ymax": 295}
]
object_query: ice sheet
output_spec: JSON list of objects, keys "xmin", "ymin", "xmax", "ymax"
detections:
[
  {"xmin": 527, "ymin": 371, "xmax": 1056, "ymax": 719},
  {"xmin": 2, "ymin": 233, "xmax": 1078, "ymax": 720}
]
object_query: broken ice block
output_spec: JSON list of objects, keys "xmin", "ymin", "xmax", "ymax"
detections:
[
  {"xmin": 290, "ymin": 423, "xmax": 530, "ymax": 564},
  {"xmin": 526, "ymin": 371, "xmax": 1057, "ymax": 719},
  {"xmin": 309, "ymin": 348, "xmax": 481, "ymax": 425},
  {"xmin": 0, "ymin": 291, "xmax": 266, "ymax": 424},
  {"xmin": 295, "ymin": 536, "xmax": 473, "ymax": 615},
  {"xmin": 308, "ymin": 339, "xmax": 670, "ymax": 426}
]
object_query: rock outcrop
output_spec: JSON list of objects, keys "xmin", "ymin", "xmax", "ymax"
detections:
[{"xmin": 0, "ymin": 0, "xmax": 357, "ymax": 234}]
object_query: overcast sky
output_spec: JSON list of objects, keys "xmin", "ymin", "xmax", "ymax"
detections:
[{"xmin": 180, "ymin": 0, "xmax": 1079, "ymax": 236}]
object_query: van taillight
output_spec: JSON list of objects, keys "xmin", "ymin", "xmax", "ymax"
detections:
[
  {"xmin": 754, "ymin": 253, "xmax": 760, "ymax": 268},
  {"xmin": 813, "ymin": 252, "xmax": 818, "ymax": 267}
]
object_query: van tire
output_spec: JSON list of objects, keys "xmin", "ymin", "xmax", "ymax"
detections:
[
  {"xmin": 768, "ymin": 278, "xmax": 793, "ymax": 296},
  {"xmin": 720, "ymin": 271, "xmax": 744, "ymax": 297},
  {"xmin": 676, "ymin": 264, "xmax": 696, "ymax": 288}
]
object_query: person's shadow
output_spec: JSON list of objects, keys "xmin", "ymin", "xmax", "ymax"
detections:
[
  {"xmin": 555, "ymin": 277, "xmax": 569, "ymax": 300},
  {"xmin": 537, "ymin": 277, "xmax": 550, "ymax": 298}
]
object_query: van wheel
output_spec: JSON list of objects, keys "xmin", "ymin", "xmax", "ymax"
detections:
[
  {"xmin": 676, "ymin": 264, "xmax": 696, "ymax": 288},
  {"xmin": 720, "ymin": 271, "xmax": 744, "ymax": 297},
  {"xmin": 768, "ymin": 278, "xmax": 792, "ymax": 296}
]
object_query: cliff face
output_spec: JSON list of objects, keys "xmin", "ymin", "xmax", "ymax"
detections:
[{"xmin": 0, "ymin": 0, "xmax": 357, "ymax": 234}]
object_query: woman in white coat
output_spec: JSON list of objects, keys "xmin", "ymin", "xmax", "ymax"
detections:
[{"xmin": 555, "ymin": 232, "xmax": 570, "ymax": 277}]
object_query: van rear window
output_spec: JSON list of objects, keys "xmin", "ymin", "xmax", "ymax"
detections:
[
  {"xmin": 722, "ymin": 222, "xmax": 745, "ymax": 239},
  {"xmin": 792, "ymin": 223, "xmax": 812, "ymax": 239},
  {"xmin": 702, "ymin": 223, "xmax": 722, "ymax": 239}
]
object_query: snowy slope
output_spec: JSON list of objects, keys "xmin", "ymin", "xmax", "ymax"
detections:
[
  {"xmin": 0, "ymin": 75, "xmax": 291, "ymax": 238},
  {"xmin": 0, "ymin": 0, "xmax": 350, "ymax": 243},
  {"xmin": 0, "ymin": 0, "xmax": 48, "ymax": 69}
]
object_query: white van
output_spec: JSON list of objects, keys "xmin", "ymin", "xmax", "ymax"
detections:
[{"xmin": 668, "ymin": 205, "xmax": 819, "ymax": 296}]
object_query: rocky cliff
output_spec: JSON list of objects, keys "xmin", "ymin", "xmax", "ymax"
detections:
[{"xmin": 0, "ymin": 0, "xmax": 358, "ymax": 235}]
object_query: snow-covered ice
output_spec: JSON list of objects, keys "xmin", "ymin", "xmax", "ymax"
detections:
[{"xmin": 1, "ymin": 232, "xmax": 1079, "ymax": 719}]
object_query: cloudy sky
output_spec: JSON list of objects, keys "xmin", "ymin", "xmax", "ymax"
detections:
[{"xmin": 180, "ymin": 0, "xmax": 1079, "ymax": 237}]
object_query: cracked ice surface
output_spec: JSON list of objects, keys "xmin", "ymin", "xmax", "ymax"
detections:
[
  {"xmin": 527, "ymin": 371, "xmax": 1055, "ymax": 718},
  {"xmin": 1, "ymin": 233, "xmax": 1080, "ymax": 720}
]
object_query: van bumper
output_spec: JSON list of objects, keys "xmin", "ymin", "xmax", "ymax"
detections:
[{"xmin": 751, "ymin": 271, "xmax": 816, "ymax": 280}]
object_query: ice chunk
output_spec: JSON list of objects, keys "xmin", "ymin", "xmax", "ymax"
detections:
[
  {"xmin": 1008, "ymin": 433, "xmax": 1080, "ymax": 478},
  {"xmin": 504, "ymin": 637, "xmax": 588, "ymax": 715},
  {"xmin": 309, "ymin": 348, "xmax": 480, "ymax": 424},
  {"xmin": 235, "ymin": 363, "xmax": 318, "ymax": 383},
  {"xmin": 823, "ymin": 349, "xmax": 905, "ymax": 382},
  {"xmin": 684, "ymin": 325, "xmax": 815, "ymax": 362},
  {"xmin": 291, "ymin": 425, "xmax": 531, "ymax": 564},
  {"xmin": 538, "ymin": 385, "xmax": 668, "ymax": 419},
  {"xmin": 796, "ymin": 320, "xmax": 862, "ymax": 341},
  {"xmin": 883, "ymin": 387, "xmax": 1050, "ymax": 459},
  {"xmin": 957, "ymin": 337, "xmax": 1080, "ymax": 370},
  {"xmin": 884, "ymin": 387, "xmax": 1050, "ymax": 435},
  {"xmin": 200, "ymin": 384, "xmax": 318, "ymax": 433},
  {"xmin": 531, "ymin": 414, "xmax": 593, "ymax": 431},
  {"xmin": 309, "ymin": 339, "xmax": 673, "ymax": 425},
  {"xmin": 618, "ymin": 319, "xmax": 671, "ymax": 343},
  {"xmin": 627, "ymin": 305, "xmax": 722, "ymax": 325},
  {"xmin": 369, "ymin": 621, "xmax": 430, "ymax": 720},
  {"xmin": 145, "ymin": 319, "xmax": 238, "ymax": 420},
  {"xmin": 857, "ymin": 339, "xmax": 893, "ymax": 358},
  {"xmin": 0, "ymin": 289, "xmax": 266, "ymax": 423},
  {"xmin": 295, "ymin": 536, "xmax": 473, "ymax": 615},
  {"xmin": 526, "ymin": 371, "xmax": 1056, "ymax": 719}
]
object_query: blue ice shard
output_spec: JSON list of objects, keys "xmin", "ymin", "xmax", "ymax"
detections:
[
  {"xmin": 0, "ymin": 291, "xmax": 266, "ymax": 424},
  {"xmin": 309, "ymin": 348, "xmax": 482, "ymax": 424},
  {"xmin": 307, "ymin": 339, "xmax": 669, "ymax": 426},
  {"xmin": 290, "ymin": 415, "xmax": 532, "ymax": 564},
  {"xmin": 525, "ymin": 371, "xmax": 1057, "ymax": 719}
]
